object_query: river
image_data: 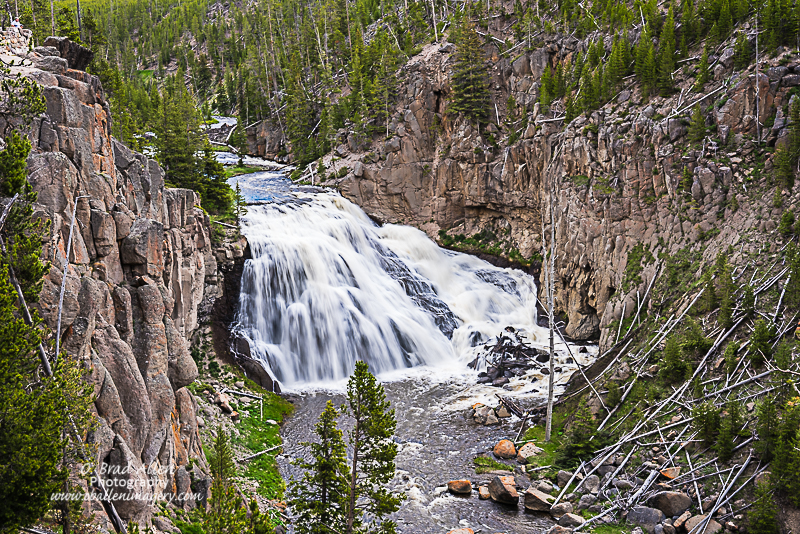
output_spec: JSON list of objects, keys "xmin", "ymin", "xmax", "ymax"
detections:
[{"xmin": 227, "ymin": 165, "xmax": 597, "ymax": 533}]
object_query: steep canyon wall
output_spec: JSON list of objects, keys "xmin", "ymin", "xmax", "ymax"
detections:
[
  {"xmin": 8, "ymin": 40, "xmax": 217, "ymax": 527},
  {"xmin": 305, "ymin": 33, "xmax": 796, "ymax": 348}
]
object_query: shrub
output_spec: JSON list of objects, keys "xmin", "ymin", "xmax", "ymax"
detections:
[
  {"xmin": 779, "ymin": 210, "xmax": 795, "ymax": 235},
  {"xmin": 747, "ymin": 482, "xmax": 779, "ymax": 534},
  {"xmin": 749, "ymin": 319, "xmax": 774, "ymax": 366},
  {"xmin": 693, "ymin": 402, "xmax": 720, "ymax": 445}
]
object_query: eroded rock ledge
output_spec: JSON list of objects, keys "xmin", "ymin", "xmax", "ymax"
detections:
[{"xmin": 4, "ymin": 37, "xmax": 221, "ymax": 528}]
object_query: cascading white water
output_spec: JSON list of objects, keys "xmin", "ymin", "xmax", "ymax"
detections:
[{"xmin": 235, "ymin": 186, "xmax": 556, "ymax": 391}]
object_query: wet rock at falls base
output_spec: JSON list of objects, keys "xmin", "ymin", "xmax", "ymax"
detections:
[
  {"xmin": 487, "ymin": 475, "xmax": 519, "ymax": 504},
  {"xmin": 558, "ymin": 513, "xmax": 586, "ymax": 527},
  {"xmin": 493, "ymin": 439, "xmax": 516, "ymax": 459},
  {"xmin": 549, "ymin": 502, "xmax": 573, "ymax": 518},
  {"xmin": 523, "ymin": 487, "xmax": 554, "ymax": 511},
  {"xmin": 447, "ymin": 480, "xmax": 473, "ymax": 494}
]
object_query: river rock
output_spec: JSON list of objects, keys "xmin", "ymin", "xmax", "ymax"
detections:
[
  {"xmin": 614, "ymin": 478, "xmax": 634, "ymax": 491},
  {"xmin": 648, "ymin": 491, "xmax": 692, "ymax": 517},
  {"xmin": 660, "ymin": 467, "xmax": 681, "ymax": 479},
  {"xmin": 523, "ymin": 487, "xmax": 554, "ymax": 511},
  {"xmin": 447, "ymin": 529, "xmax": 474, "ymax": 534},
  {"xmin": 537, "ymin": 480, "xmax": 554, "ymax": 493},
  {"xmin": 517, "ymin": 442, "xmax": 543, "ymax": 462},
  {"xmin": 684, "ymin": 515, "xmax": 723, "ymax": 534},
  {"xmin": 448, "ymin": 480, "xmax": 472, "ymax": 494},
  {"xmin": 549, "ymin": 502, "xmax": 573, "ymax": 518},
  {"xmin": 488, "ymin": 475, "xmax": 519, "ymax": 504},
  {"xmin": 546, "ymin": 528, "xmax": 573, "ymax": 534},
  {"xmin": 674, "ymin": 511, "xmax": 692, "ymax": 529},
  {"xmin": 558, "ymin": 513, "xmax": 585, "ymax": 527},
  {"xmin": 576, "ymin": 493, "xmax": 596, "ymax": 510},
  {"xmin": 583, "ymin": 474, "xmax": 600, "ymax": 493},
  {"xmin": 627, "ymin": 506, "xmax": 665, "ymax": 533},
  {"xmin": 557, "ymin": 470, "xmax": 577, "ymax": 487},
  {"xmin": 473, "ymin": 405, "xmax": 491, "ymax": 424},
  {"xmin": 478, "ymin": 486, "xmax": 490, "ymax": 499},
  {"xmin": 493, "ymin": 439, "xmax": 516, "ymax": 459}
]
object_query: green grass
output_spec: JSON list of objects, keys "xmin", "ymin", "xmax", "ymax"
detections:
[
  {"xmin": 137, "ymin": 69, "xmax": 154, "ymax": 81},
  {"xmin": 231, "ymin": 391, "xmax": 294, "ymax": 499},
  {"xmin": 473, "ymin": 455, "xmax": 514, "ymax": 474},
  {"xmin": 520, "ymin": 424, "xmax": 563, "ymax": 470},
  {"xmin": 224, "ymin": 165, "xmax": 263, "ymax": 179}
]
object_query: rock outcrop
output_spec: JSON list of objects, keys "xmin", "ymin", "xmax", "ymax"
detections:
[
  {"xmin": 7, "ymin": 37, "xmax": 216, "ymax": 528},
  {"xmin": 308, "ymin": 33, "xmax": 800, "ymax": 347}
]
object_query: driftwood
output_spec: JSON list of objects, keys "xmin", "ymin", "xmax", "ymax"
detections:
[{"xmin": 239, "ymin": 443, "xmax": 282, "ymax": 462}]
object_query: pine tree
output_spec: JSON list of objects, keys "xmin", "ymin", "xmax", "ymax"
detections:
[
  {"xmin": 557, "ymin": 398, "xmax": 600, "ymax": 467},
  {"xmin": 715, "ymin": 410, "xmax": 735, "ymax": 462},
  {"xmin": 786, "ymin": 243, "xmax": 800, "ymax": 307},
  {"xmin": 290, "ymin": 401, "xmax": 349, "ymax": 534},
  {"xmin": 701, "ymin": 268, "xmax": 717, "ymax": 312},
  {"xmin": 540, "ymin": 66, "xmax": 554, "ymax": 111},
  {"xmin": 775, "ymin": 144, "xmax": 795, "ymax": 190},
  {"xmin": 450, "ymin": 22, "xmax": 490, "ymax": 127},
  {"xmin": 689, "ymin": 104, "xmax": 706, "ymax": 142},
  {"xmin": 748, "ymin": 482, "xmax": 779, "ymax": 534},
  {"xmin": 660, "ymin": 335, "xmax": 693, "ymax": 384},
  {"xmin": 693, "ymin": 402, "xmax": 721, "ymax": 444},
  {"xmin": 201, "ymin": 141, "xmax": 233, "ymax": 215},
  {"xmin": 658, "ymin": 6, "xmax": 677, "ymax": 95},
  {"xmin": 750, "ymin": 319, "xmax": 775, "ymax": 366},
  {"xmin": 342, "ymin": 361, "xmax": 401, "ymax": 533},
  {"xmin": 718, "ymin": 261, "xmax": 734, "ymax": 329},
  {"xmin": 780, "ymin": 210, "xmax": 796, "ymax": 235},
  {"xmin": 681, "ymin": 0, "xmax": 696, "ymax": 45},
  {"xmin": 734, "ymin": 31, "xmax": 751, "ymax": 70},
  {"xmin": 293, "ymin": 363, "xmax": 400, "ymax": 534},
  {"xmin": 205, "ymin": 427, "xmax": 249, "ymax": 534},
  {"xmin": 756, "ymin": 397, "xmax": 779, "ymax": 462},
  {"xmin": 695, "ymin": 46, "xmax": 710, "ymax": 90},
  {"xmin": 743, "ymin": 284, "xmax": 756, "ymax": 318},
  {"xmin": 724, "ymin": 341, "xmax": 741, "ymax": 374}
]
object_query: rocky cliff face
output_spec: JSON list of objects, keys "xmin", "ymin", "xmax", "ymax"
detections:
[
  {"xmin": 315, "ymin": 31, "xmax": 795, "ymax": 348},
  {"xmin": 9, "ymin": 40, "xmax": 217, "ymax": 527}
]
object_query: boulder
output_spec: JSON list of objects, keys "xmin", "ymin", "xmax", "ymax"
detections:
[
  {"xmin": 493, "ymin": 439, "xmax": 516, "ymax": 459},
  {"xmin": 517, "ymin": 442, "xmax": 543, "ymax": 462},
  {"xmin": 523, "ymin": 487, "xmax": 554, "ymax": 511},
  {"xmin": 447, "ymin": 530, "xmax": 474, "ymax": 534},
  {"xmin": 684, "ymin": 515, "xmax": 723, "ymax": 534},
  {"xmin": 660, "ymin": 467, "xmax": 681, "ymax": 479},
  {"xmin": 576, "ymin": 493, "xmax": 596, "ymax": 510},
  {"xmin": 556, "ymin": 470, "xmax": 574, "ymax": 487},
  {"xmin": 583, "ymin": 474, "xmax": 600, "ymax": 493},
  {"xmin": 558, "ymin": 513, "xmax": 585, "ymax": 528},
  {"xmin": 120, "ymin": 218, "xmax": 164, "ymax": 276},
  {"xmin": 32, "ymin": 55, "xmax": 68, "ymax": 75},
  {"xmin": 43, "ymin": 36, "xmax": 95, "ymax": 70},
  {"xmin": 674, "ymin": 511, "xmax": 692, "ymax": 530},
  {"xmin": 537, "ymin": 480, "xmax": 554, "ymax": 493},
  {"xmin": 648, "ymin": 491, "xmax": 692, "ymax": 517},
  {"xmin": 448, "ymin": 480, "xmax": 472, "ymax": 494},
  {"xmin": 627, "ymin": 506, "xmax": 665, "ymax": 534},
  {"xmin": 546, "ymin": 527, "xmax": 573, "ymax": 534},
  {"xmin": 550, "ymin": 502, "xmax": 573, "ymax": 518},
  {"xmin": 478, "ymin": 486, "xmax": 490, "ymax": 499},
  {"xmin": 488, "ymin": 475, "xmax": 519, "ymax": 505}
]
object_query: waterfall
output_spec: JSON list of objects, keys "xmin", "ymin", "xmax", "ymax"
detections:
[{"xmin": 235, "ymin": 187, "xmax": 549, "ymax": 390}]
